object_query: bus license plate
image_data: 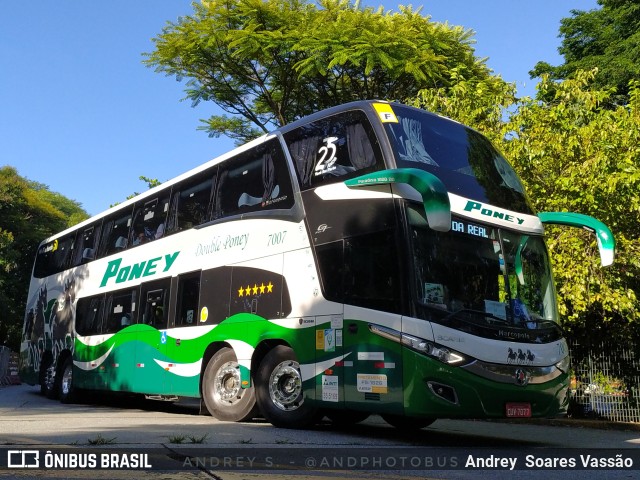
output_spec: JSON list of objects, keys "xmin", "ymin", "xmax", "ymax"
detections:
[{"xmin": 506, "ymin": 402, "xmax": 531, "ymax": 418}]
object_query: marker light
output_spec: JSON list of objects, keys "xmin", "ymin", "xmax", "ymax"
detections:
[{"xmin": 555, "ymin": 355, "xmax": 570, "ymax": 373}]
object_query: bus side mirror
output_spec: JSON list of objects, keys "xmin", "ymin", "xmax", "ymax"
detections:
[
  {"xmin": 345, "ymin": 168, "xmax": 451, "ymax": 232},
  {"xmin": 538, "ymin": 212, "xmax": 615, "ymax": 267}
]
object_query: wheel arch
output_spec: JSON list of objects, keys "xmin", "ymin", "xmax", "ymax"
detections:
[
  {"xmin": 199, "ymin": 341, "xmax": 234, "ymax": 395},
  {"xmin": 38, "ymin": 350, "xmax": 54, "ymax": 378},
  {"xmin": 56, "ymin": 349, "xmax": 73, "ymax": 376},
  {"xmin": 250, "ymin": 338, "xmax": 291, "ymax": 378},
  {"xmin": 199, "ymin": 338, "xmax": 294, "ymax": 395}
]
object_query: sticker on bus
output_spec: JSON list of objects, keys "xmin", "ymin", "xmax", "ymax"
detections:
[
  {"xmin": 357, "ymin": 374, "xmax": 388, "ymax": 394},
  {"xmin": 372, "ymin": 103, "xmax": 399, "ymax": 123},
  {"xmin": 322, "ymin": 375, "xmax": 339, "ymax": 402}
]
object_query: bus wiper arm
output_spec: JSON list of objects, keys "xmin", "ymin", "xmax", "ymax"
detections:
[{"xmin": 443, "ymin": 309, "xmax": 509, "ymax": 325}]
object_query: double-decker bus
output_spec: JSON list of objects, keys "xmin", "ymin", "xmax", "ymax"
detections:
[{"xmin": 19, "ymin": 101, "xmax": 614, "ymax": 429}]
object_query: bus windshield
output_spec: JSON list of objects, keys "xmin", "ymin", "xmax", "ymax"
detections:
[
  {"xmin": 383, "ymin": 105, "xmax": 534, "ymax": 215},
  {"xmin": 406, "ymin": 205, "xmax": 561, "ymax": 343}
]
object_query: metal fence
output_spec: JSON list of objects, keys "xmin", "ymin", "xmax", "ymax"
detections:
[
  {"xmin": 0, "ymin": 346, "xmax": 9, "ymax": 385},
  {"xmin": 569, "ymin": 339, "xmax": 640, "ymax": 423},
  {"xmin": 0, "ymin": 346, "xmax": 20, "ymax": 386}
]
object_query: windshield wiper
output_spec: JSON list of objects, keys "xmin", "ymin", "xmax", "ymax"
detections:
[{"xmin": 443, "ymin": 309, "xmax": 510, "ymax": 325}]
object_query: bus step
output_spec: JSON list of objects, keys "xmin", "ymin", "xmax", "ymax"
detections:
[{"xmin": 145, "ymin": 394, "xmax": 179, "ymax": 402}]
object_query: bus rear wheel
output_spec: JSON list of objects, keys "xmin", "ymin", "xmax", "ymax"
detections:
[
  {"xmin": 59, "ymin": 357, "xmax": 77, "ymax": 404},
  {"xmin": 382, "ymin": 414, "xmax": 435, "ymax": 430},
  {"xmin": 202, "ymin": 347, "xmax": 257, "ymax": 422},
  {"xmin": 255, "ymin": 345, "xmax": 318, "ymax": 429},
  {"xmin": 39, "ymin": 357, "xmax": 57, "ymax": 399}
]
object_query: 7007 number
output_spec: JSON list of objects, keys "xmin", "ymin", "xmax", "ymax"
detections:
[{"xmin": 267, "ymin": 231, "xmax": 287, "ymax": 247}]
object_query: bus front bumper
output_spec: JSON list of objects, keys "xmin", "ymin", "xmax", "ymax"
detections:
[{"xmin": 403, "ymin": 350, "xmax": 570, "ymax": 419}]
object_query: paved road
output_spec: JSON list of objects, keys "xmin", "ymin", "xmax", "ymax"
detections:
[{"xmin": 1, "ymin": 384, "xmax": 638, "ymax": 479}]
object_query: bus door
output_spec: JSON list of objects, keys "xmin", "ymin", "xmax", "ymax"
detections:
[
  {"xmin": 135, "ymin": 278, "xmax": 171, "ymax": 394},
  {"xmin": 340, "ymin": 230, "xmax": 405, "ymax": 414}
]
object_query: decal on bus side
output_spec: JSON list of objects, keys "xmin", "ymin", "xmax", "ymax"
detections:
[
  {"xmin": 463, "ymin": 201, "xmax": 526, "ymax": 225},
  {"xmin": 99, "ymin": 251, "xmax": 180, "ymax": 287},
  {"xmin": 314, "ymin": 136, "xmax": 338, "ymax": 176}
]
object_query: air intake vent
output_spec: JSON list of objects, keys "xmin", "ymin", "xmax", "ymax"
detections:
[
  {"xmin": 364, "ymin": 393, "xmax": 381, "ymax": 401},
  {"xmin": 426, "ymin": 381, "xmax": 458, "ymax": 405}
]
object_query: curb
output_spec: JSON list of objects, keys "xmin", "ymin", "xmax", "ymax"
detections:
[{"xmin": 490, "ymin": 417, "xmax": 640, "ymax": 432}]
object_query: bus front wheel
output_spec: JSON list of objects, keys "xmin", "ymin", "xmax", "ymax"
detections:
[
  {"xmin": 202, "ymin": 347, "xmax": 257, "ymax": 422},
  {"xmin": 255, "ymin": 345, "xmax": 318, "ymax": 429}
]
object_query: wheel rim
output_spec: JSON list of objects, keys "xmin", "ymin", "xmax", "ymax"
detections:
[
  {"xmin": 44, "ymin": 365, "xmax": 55, "ymax": 392},
  {"xmin": 268, "ymin": 360, "xmax": 303, "ymax": 411},
  {"xmin": 61, "ymin": 364, "xmax": 72, "ymax": 395},
  {"xmin": 214, "ymin": 362, "xmax": 242, "ymax": 405}
]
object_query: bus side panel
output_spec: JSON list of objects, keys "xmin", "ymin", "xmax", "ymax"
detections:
[
  {"xmin": 342, "ymin": 308, "xmax": 404, "ymax": 415},
  {"xmin": 282, "ymin": 247, "xmax": 340, "ymax": 404}
]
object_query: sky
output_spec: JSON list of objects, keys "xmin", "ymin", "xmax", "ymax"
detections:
[{"xmin": 2, "ymin": 0, "xmax": 599, "ymax": 217}]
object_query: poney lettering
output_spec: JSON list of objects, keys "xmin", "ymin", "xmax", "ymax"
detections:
[
  {"xmin": 463, "ymin": 201, "xmax": 525, "ymax": 225},
  {"xmin": 100, "ymin": 252, "xmax": 180, "ymax": 287}
]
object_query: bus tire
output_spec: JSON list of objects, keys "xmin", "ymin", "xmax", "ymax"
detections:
[
  {"xmin": 40, "ymin": 357, "xmax": 57, "ymax": 399},
  {"xmin": 255, "ymin": 345, "xmax": 317, "ymax": 429},
  {"xmin": 202, "ymin": 347, "xmax": 257, "ymax": 422},
  {"xmin": 381, "ymin": 414, "xmax": 435, "ymax": 430},
  {"xmin": 59, "ymin": 357, "xmax": 77, "ymax": 404}
]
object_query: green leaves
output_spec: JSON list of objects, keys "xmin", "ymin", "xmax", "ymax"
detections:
[
  {"xmin": 0, "ymin": 166, "xmax": 88, "ymax": 350},
  {"xmin": 503, "ymin": 72, "xmax": 640, "ymax": 326},
  {"xmin": 530, "ymin": 0, "xmax": 640, "ymax": 106},
  {"xmin": 145, "ymin": 0, "xmax": 494, "ymax": 141},
  {"xmin": 144, "ymin": 1, "xmax": 639, "ymax": 333},
  {"xmin": 414, "ymin": 69, "xmax": 640, "ymax": 330}
]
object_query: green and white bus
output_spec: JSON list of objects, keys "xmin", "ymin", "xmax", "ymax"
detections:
[{"xmin": 19, "ymin": 101, "xmax": 614, "ymax": 429}]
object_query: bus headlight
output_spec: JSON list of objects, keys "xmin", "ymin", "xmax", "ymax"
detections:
[
  {"xmin": 401, "ymin": 333, "xmax": 468, "ymax": 365},
  {"xmin": 368, "ymin": 323, "xmax": 469, "ymax": 366}
]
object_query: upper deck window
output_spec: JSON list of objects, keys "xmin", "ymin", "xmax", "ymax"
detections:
[
  {"xmin": 71, "ymin": 223, "xmax": 102, "ymax": 267},
  {"xmin": 384, "ymin": 105, "xmax": 534, "ymax": 214},
  {"xmin": 130, "ymin": 195, "xmax": 170, "ymax": 245},
  {"xmin": 214, "ymin": 138, "xmax": 294, "ymax": 219},
  {"xmin": 33, "ymin": 234, "xmax": 74, "ymax": 278},
  {"xmin": 283, "ymin": 110, "xmax": 383, "ymax": 190},
  {"xmin": 98, "ymin": 207, "xmax": 134, "ymax": 258}
]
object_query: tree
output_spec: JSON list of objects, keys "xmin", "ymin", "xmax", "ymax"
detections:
[
  {"xmin": 530, "ymin": 0, "xmax": 640, "ymax": 105},
  {"xmin": 413, "ymin": 70, "xmax": 639, "ymax": 338},
  {"xmin": 503, "ymin": 71, "xmax": 639, "ymax": 331},
  {"xmin": 410, "ymin": 72, "xmax": 516, "ymax": 145},
  {"xmin": 0, "ymin": 166, "xmax": 88, "ymax": 350},
  {"xmin": 145, "ymin": 0, "xmax": 503, "ymax": 143}
]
